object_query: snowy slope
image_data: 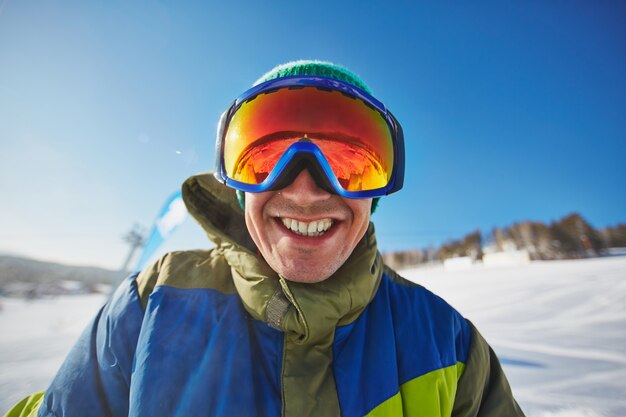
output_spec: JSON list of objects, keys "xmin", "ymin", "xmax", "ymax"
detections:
[
  {"xmin": 0, "ymin": 294, "xmax": 106, "ymax": 412},
  {"xmin": 403, "ymin": 256, "xmax": 626, "ymax": 417},
  {"xmin": 1, "ymin": 256, "xmax": 625, "ymax": 416}
]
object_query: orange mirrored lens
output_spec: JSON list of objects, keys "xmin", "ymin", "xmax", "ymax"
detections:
[{"xmin": 223, "ymin": 87, "xmax": 394, "ymax": 191}]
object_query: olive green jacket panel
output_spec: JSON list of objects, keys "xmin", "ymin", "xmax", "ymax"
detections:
[{"xmin": 452, "ymin": 322, "xmax": 526, "ymax": 416}]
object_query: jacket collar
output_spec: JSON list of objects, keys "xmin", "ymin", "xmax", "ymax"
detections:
[{"xmin": 182, "ymin": 173, "xmax": 383, "ymax": 343}]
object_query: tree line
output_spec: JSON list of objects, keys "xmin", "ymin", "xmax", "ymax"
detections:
[{"xmin": 382, "ymin": 213, "xmax": 626, "ymax": 270}]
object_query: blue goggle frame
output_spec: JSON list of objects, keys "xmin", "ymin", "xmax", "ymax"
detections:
[{"xmin": 214, "ymin": 75, "xmax": 405, "ymax": 199}]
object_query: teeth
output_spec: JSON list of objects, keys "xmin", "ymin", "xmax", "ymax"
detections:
[{"xmin": 280, "ymin": 218, "xmax": 333, "ymax": 237}]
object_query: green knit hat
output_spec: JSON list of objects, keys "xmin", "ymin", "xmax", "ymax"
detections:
[{"xmin": 235, "ymin": 60, "xmax": 381, "ymax": 214}]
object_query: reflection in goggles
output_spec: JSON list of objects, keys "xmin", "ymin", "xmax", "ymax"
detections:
[
  {"xmin": 223, "ymin": 87, "xmax": 394, "ymax": 192},
  {"xmin": 233, "ymin": 137, "xmax": 388, "ymax": 192}
]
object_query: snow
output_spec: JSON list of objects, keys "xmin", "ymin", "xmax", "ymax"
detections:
[
  {"xmin": 1, "ymin": 256, "xmax": 625, "ymax": 416},
  {"xmin": 0, "ymin": 294, "xmax": 106, "ymax": 412},
  {"xmin": 403, "ymin": 256, "xmax": 626, "ymax": 417}
]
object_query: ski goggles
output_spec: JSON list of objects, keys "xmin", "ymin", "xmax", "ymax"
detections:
[{"xmin": 214, "ymin": 75, "xmax": 404, "ymax": 198}]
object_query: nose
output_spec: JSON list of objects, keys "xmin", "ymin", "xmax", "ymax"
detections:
[{"xmin": 279, "ymin": 169, "xmax": 332, "ymax": 206}]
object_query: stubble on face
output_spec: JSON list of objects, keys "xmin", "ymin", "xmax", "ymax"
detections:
[{"xmin": 244, "ymin": 171, "xmax": 371, "ymax": 283}]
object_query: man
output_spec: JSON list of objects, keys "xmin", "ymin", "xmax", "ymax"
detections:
[{"xmin": 6, "ymin": 61, "xmax": 525, "ymax": 417}]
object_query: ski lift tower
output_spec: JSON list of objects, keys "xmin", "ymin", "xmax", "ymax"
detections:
[{"xmin": 110, "ymin": 224, "xmax": 145, "ymax": 296}]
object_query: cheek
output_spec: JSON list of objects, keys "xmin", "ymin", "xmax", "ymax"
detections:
[
  {"xmin": 353, "ymin": 200, "xmax": 372, "ymax": 223},
  {"xmin": 244, "ymin": 193, "xmax": 271, "ymax": 247},
  {"xmin": 347, "ymin": 200, "xmax": 372, "ymax": 240}
]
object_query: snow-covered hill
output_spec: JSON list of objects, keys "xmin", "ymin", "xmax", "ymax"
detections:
[{"xmin": 1, "ymin": 256, "xmax": 625, "ymax": 416}]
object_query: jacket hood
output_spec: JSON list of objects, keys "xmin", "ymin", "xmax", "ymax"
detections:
[
  {"xmin": 181, "ymin": 172, "xmax": 383, "ymax": 344},
  {"xmin": 181, "ymin": 172, "xmax": 257, "ymax": 252}
]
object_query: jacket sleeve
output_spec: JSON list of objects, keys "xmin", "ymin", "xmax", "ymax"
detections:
[
  {"xmin": 21, "ymin": 275, "xmax": 145, "ymax": 417},
  {"xmin": 452, "ymin": 321, "xmax": 525, "ymax": 416},
  {"xmin": 2, "ymin": 392, "xmax": 44, "ymax": 417}
]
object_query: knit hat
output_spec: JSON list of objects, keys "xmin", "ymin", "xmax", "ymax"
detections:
[{"xmin": 235, "ymin": 60, "xmax": 381, "ymax": 214}]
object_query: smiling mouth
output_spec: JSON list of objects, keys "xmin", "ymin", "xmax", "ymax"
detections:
[{"xmin": 280, "ymin": 217, "xmax": 334, "ymax": 237}]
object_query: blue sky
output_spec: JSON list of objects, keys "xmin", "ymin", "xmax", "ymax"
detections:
[{"xmin": 0, "ymin": 0, "xmax": 624, "ymax": 270}]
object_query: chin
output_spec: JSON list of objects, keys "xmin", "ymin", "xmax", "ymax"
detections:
[
  {"xmin": 282, "ymin": 274, "xmax": 331, "ymax": 284},
  {"xmin": 277, "ymin": 264, "xmax": 337, "ymax": 284}
]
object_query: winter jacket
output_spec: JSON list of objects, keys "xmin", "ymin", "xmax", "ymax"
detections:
[{"xmin": 4, "ymin": 173, "xmax": 525, "ymax": 417}]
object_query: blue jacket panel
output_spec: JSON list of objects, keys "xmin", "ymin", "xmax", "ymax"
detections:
[
  {"xmin": 38, "ymin": 273, "xmax": 471, "ymax": 417},
  {"xmin": 333, "ymin": 273, "xmax": 470, "ymax": 417}
]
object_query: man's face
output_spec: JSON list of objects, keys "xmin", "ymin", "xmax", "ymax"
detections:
[{"xmin": 245, "ymin": 169, "xmax": 372, "ymax": 283}]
